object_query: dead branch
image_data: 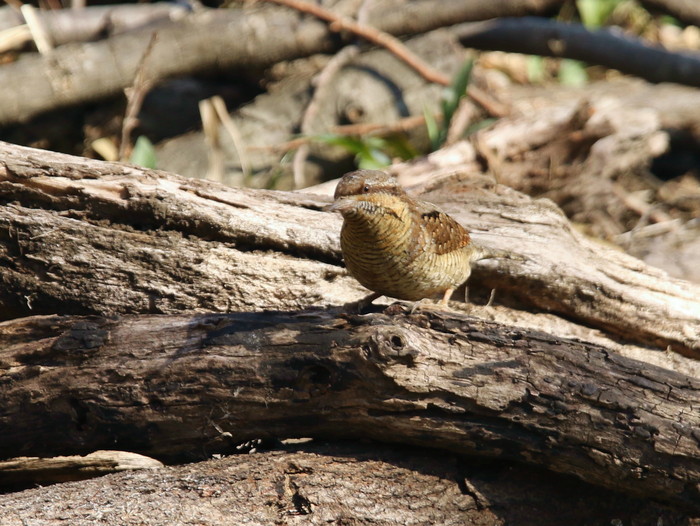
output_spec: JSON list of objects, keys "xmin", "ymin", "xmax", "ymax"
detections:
[
  {"xmin": 0, "ymin": 3, "xmax": 187, "ymax": 53},
  {"xmin": 0, "ymin": 310, "xmax": 698, "ymax": 512},
  {"xmin": 265, "ymin": 0, "xmax": 450, "ymax": 85},
  {"xmin": 453, "ymin": 17, "xmax": 700, "ymax": 87},
  {"xmin": 0, "ymin": 0, "xmax": 561, "ymax": 127},
  {"xmin": 0, "ymin": 451, "xmax": 162, "ymax": 487},
  {"xmin": 0, "ymin": 141, "xmax": 698, "ymax": 357}
]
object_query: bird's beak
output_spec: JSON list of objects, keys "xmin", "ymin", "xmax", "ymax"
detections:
[{"xmin": 325, "ymin": 197, "xmax": 356, "ymax": 215}]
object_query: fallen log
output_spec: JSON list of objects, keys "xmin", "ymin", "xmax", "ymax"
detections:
[
  {"xmin": 0, "ymin": 309, "xmax": 698, "ymax": 512},
  {"xmin": 0, "ymin": 441, "xmax": 692, "ymax": 525},
  {"xmin": 0, "ymin": 141, "xmax": 698, "ymax": 356}
]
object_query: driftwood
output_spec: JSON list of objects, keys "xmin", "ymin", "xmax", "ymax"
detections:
[
  {"xmin": 0, "ymin": 442, "xmax": 693, "ymax": 526},
  {"xmin": 1, "ymin": 309, "xmax": 699, "ymax": 512}
]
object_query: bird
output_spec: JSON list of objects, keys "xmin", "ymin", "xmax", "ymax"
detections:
[{"xmin": 328, "ymin": 169, "xmax": 495, "ymax": 308}]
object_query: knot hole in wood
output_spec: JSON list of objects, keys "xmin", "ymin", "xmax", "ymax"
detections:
[{"xmin": 366, "ymin": 327, "xmax": 419, "ymax": 367}]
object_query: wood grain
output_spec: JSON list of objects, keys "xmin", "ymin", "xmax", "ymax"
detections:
[{"xmin": 0, "ymin": 310, "xmax": 698, "ymax": 511}]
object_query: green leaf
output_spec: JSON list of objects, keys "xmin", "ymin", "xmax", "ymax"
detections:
[
  {"xmin": 424, "ymin": 108, "xmax": 440, "ymax": 152},
  {"xmin": 382, "ymin": 134, "xmax": 419, "ymax": 160},
  {"xmin": 464, "ymin": 118, "xmax": 498, "ymax": 136},
  {"xmin": 576, "ymin": 0, "xmax": 620, "ymax": 28},
  {"xmin": 526, "ymin": 55, "xmax": 546, "ymax": 84},
  {"xmin": 129, "ymin": 136, "xmax": 157, "ymax": 169},
  {"xmin": 357, "ymin": 149, "xmax": 391, "ymax": 169},
  {"xmin": 442, "ymin": 59, "xmax": 474, "ymax": 128},
  {"xmin": 314, "ymin": 134, "xmax": 366, "ymax": 153},
  {"xmin": 558, "ymin": 59, "xmax": 589, "ymax": 86}
]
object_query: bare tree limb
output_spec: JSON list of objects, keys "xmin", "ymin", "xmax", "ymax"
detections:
[
  {"xmin": 0, "ymin": 0, "xmax": 566, "ymax": 126},
  {"xmin": 453, "ymin": 17, "xmax": 700, "ymax": 87},
  {"xmin": 264, "ymin": 0, "xmax": 450, "ymax": 85}
]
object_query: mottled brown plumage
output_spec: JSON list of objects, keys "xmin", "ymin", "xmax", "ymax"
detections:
[{"xmin": 329, "ymin": 170, "xmax": 485, "ymax": 305}]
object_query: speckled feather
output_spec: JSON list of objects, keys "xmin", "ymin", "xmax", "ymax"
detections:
[{"xmin": 330, "ymin": 170, "xmax": 479, "ymax": 302}]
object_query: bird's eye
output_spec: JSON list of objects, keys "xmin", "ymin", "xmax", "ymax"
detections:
[{"xmin": 362, "ymin": 185, "xmax": 370, "ymax": 193}]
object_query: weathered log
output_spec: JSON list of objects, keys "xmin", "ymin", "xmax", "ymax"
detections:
[
  {"xmin": 0, "ymin": 442, "xmax": 692, "ymax": 526},
  {"xmin": 0, "ymin": 141, "xmax": 698, "ymax": 357},
  {"xmin": 0, "ymin": 310, "xmax": 698, "ymax": 511},
  {"xmin": 0, "ymin": 450, "xmax": 162, "ymax": 487}
]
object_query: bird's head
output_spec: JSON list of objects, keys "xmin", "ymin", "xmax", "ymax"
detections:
[
  {"xmin": 328, "ymin": 170, "xmax": 406, "ymax": 216},
  {"xmin": 333, "ymin": 170, "xmax": 404, "ymax": 199}
]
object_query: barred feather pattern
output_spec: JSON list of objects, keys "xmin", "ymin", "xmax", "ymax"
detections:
[{"xmin": 333, "ymin": 170, "xmax": 477, "ymax": 301}]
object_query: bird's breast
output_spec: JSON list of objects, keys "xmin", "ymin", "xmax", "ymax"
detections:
[{"xmin": 338, "ymin": 202, "xmax": 471, "ymax": 300}]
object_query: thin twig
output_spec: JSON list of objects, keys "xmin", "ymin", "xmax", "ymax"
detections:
[
  {"xmin": 21, "ymin": 4, "xmax": 53, "ymax": 54},
  {"xmin": 119, "ymin": 32, "xmax": 158, "ymax": 162},
  {"xmin": 466, "ymin": 85, "xmax": 509, "ymax": 118},
  {"xmin": 0, "ymin": 25, "xmax": 32, "ymax": 54},
  {"xmin": 199, "ymin": 98, "xmax": 224, "ymax": 183},
  {"xmin": 445, "ymin": 97, "xmax": 477, "ymax": 146},
  {"xmin": 211, "ymin": 96, "xmax": 251, "ymax": 184},
  {"xmin": 264, "ymin": 0, "xmax": 450, "ymax": 86}
]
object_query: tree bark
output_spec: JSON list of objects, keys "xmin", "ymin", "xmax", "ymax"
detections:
[
  {"xmin": 1, "ymin": 141, "xmax": 698, "ymax": 357},
  {"xmin": 0, "ymin": 442, "xmax": 692, "ymax": 526},
  {"xmin": 0, "ymin": 310, "xmax": 698, "ymax": 512}
]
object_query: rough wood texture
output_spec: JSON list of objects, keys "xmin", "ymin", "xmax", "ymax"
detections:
[
  {"xmin": 0, "ymin": 442, "xmax": 692, "ymax": 526},
  {"xmin": 0, "ymin": 310, "xmax": 698, "ymax": 512},
  {"xmin": 0, "ymin": 450, "xmax": 162, "ymax": 487},
  {"xmin": 1, "ymin": 141, "xmax": 697, "ymax": 357}
]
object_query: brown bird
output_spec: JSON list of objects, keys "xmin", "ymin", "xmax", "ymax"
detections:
[{"xmin": 329, "ymin": 169, "xmax": 492, "ymax": 307}]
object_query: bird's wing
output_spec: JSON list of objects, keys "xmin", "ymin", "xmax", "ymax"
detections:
[{"xmin": 414, "ymin": 201, "xmax": 471, "ymax": 256}]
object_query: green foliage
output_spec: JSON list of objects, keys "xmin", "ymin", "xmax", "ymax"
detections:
[
  {"xmin": 315, "ymin": 134, "xmax": 417, "ymax": 170},
  {"xmin": 129, "ymin": 136, "xmax": 157, "ymax": 169},
  {"xmin": 308, "ymin": 59, "xmax": 475, "ymax": 169},
  {"xmin": 464, "ymin": 118, "xmax": 498, "ymax": 135},
  {"xmin": 576, "ymin": 0, "xmax": 622, "ymax": 28},
  {"xmin": 659, "ymin": 15, "xmax": 680, "ymax": 27},
  {"xmin": 427, "ymin": 59, "xmax": 474, "ymax": 150},
  {"xmin": 558, "ymin": 59, "xmax": 589, "ymax": 86},
  {"xmin": 526, "ymin": 55, "xmax": 546, "ymax": 84}
]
